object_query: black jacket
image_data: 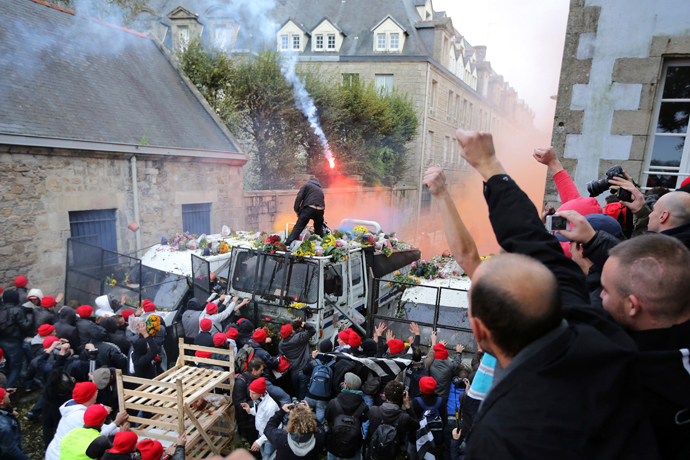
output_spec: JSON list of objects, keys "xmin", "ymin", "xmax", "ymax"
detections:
[
  {"xmin": 76, "ymin": 317, "xmax": 97, "ymax": 350},
  {"xmin": 410, "ymin": 393, "xmax": 447, "ymax": 425},
  {"xmin": 324, "ymin": 390, "xmax": 369, "ymax": 427},
  {"xmin": 662, "ymin": 220, "xmax": 690, "ymax": 250},
  {"xmin": 33, "ymin": 307, "xmax": 57, "ymax": 330},
  {"xmin": 264, "ymin": 408, "xmax": 326, "ymax": 460},
  {"xmin": 366, "ymin": 402, "xmax": 419, "ymax": 460},
  {"xmin": 464, "ymin": 174, "xmax": 659, "ymax": 460},
  {"xmin": 279, "ymin": 323, "xmax": 316, "ymax": 372},
  {"xmin": 0, "ymin": 295, "xmax": 32, "ymax": 341},
  {"xmin": 99, "ymin": 317, "xmax": 131, "ymax": 355},
  {"xmin": 131, "ymin": 336, "xmax": 158, "ymax": 379},
  {"xmin": 194, "ymin": 331, "xmax": 214, "ymax": 348},
  {"xmin": 293, "ymin": 179, "xmax": 325, "ymax": 213},
  {"xmin": 55, "ymin": 307, "xmax": 80, "ymax": 350},
  {"xmin": 90, "ymin": 326, "xmax": 129, "ymax": 371},
  {"xmin": 233, "ymin": 372, "xmax": 257, "ymax": 427},
  {"xmin": 237, "ymin": 318, "xmax": 254, "ymax": 348}
]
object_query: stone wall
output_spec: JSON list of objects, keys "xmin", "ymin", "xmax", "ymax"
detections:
[
  {"xmin": 548, "ymin": 0, "xmax": 690, "ymax": 207},
  {"xmin": 0, "ymin": 145, "xmax": 244, "ymax": 295}
]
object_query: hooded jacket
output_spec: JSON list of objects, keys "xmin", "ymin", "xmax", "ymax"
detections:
[
  {"xmin": 279, "ymin": 322, "xmax": 316, "ymax": 373},
  {"xmin": 233, "ymin": 372, "xmax": 257, "ymax": 427},
  {"xmin": 0, "ymin": 290, "xmax": 33, "ymax": 341},
  {"xmin": 76, "ymin": 316, "xmax": 97, "ymax": 350},
  {"xmin": 249, "ymin": 393, "xmax": 280, "ymax": 448},
  {"xmin": 249, "ymin": 340, "xmax": 280, "ymax": 370},
  {"xmin": 131, "ymin": 336, "xmax": 158, "ymax": 379},
  {"xmin": 429, "ymin": 352, "xmax": 463, "ymax": 399},
  {"xmin": 293, "ymin": 179, "xmax": 325, "ymax": 213},
  {"xmin": 55, "ymin": 308, "xmax": 80, "ymax": 350},
  {"xmin": 45, "ymin": 400, "xmax": 119, "ymax": 460},
  {"xmin": 367, "ymin": 402, "xmax": 419, "ymax": 459},
  {"xmin": 99, "ymin": 317, "xmax": 131, "ymax": 355},
  {"xmin": 237, "ymin": 318, "xmax": 254, "ymax": 348},
  {"xmin": 181, "ymin": 298, "xmax": 203, "ymax": 339},
  {"xmin": 33, "ymin": 306, "xmax": 57, "ymax": 332},
  {"xmin": 324, "ymin": 389, "xmax": 369, "ymax": 427},
  {"xmin": 90, "ymin": 326, "xmax": 128, "ymax": 371},
  {"xmin": 265, "ymin": 408, "xmax": 326, "ymax": 460}
]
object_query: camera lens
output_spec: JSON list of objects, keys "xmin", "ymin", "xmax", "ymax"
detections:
[{"xmin": 586, "ymin": 178, "xmax": 611, "ymax": 197}]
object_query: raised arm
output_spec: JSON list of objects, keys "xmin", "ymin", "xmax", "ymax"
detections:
[
  {"xmin": 457, "ymin": 130, "xmax": 590, "ymax": 307},
  {"xmin": 422, "ymin": 165, "xmax": 481, "ymax": 279},
  {"xmin": 533, "ymin": 146, "xmax": 582, "ymax": 203}
]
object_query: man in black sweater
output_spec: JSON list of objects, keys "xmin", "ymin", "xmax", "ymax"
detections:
[
  {"xmin": 286, "ymin": 178, "xmax": 325, "ymax": 246},
  {"xmin": 422, "ymin": 130, "xmax": 660, "ymax": 459}
]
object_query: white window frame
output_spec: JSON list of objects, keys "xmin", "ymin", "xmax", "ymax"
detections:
[
  {"xmin": 447, "ymin": 91, "xmax": 453, "ymax": 122},
  {"xmin": 443, "ymin": 136, "xmax": 449, "ymax": 165},
  {"xmin": 390, "ymin": 33, "xmax": 400, "ymax": 50},
  {"xmin": 177, "ymin": 25, "xmax": 190, "ymax": 52},
  {"xmin": 315, "ymin": 34, "xmax": 324, "ymax": 50},
  {"xmin": 327, "ymin": 34, "xmax": 336, "ymax": 50},
  {"xmin": 280, "ymin": 34, "xmax": 289, "ymax": 50},
  {"xmin": 376, "ymin": 33, "xmax": 386, "ymax": 50},
  {"xmin": 292, "ymin": 34, "xmax": 300, "ymax": 50},
  {"xmin": 375, "ymin": 74, "xmax": 394, "ymax": 94},
  {"xmin": 642, "ymin": 60, "xmax": 690, "ymax": 190}
]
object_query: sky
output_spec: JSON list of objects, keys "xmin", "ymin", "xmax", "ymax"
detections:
[{"xmin": 435, "ymin": 0, "xmax": 571, "ymax": 133}]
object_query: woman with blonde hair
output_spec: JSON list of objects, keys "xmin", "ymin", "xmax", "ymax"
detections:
[{"xmin": 264, "ymin": 400, "xmax": 326, "ymax": 460}]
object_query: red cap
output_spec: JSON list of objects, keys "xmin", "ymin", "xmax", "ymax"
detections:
[
  {"xmin": 41, "ymin": 296, "xmax": 56, "ymax": 308},
  {"xmin": 206, "ymin": 303, "xmax": 218, "ymax": 314},
  {"xmin": 213, "ymin": 333, "xmax": 226, "ymax": 346},
  {"xmin": 14, "ymin": 276, "xmax": 28, "ymax": 288},
  {"xmin": 38, "ymin": 324, "xmax": 55, "ymax": 337},
  {"xmin": 43, "ymin": 336, "xmax": 60, "ymax": 349},
  {"xmin": 138, "ymin": 439, "xmax": 164, "ymax": 460},
  {"xmin": 120, "ymin": 309, "xmax": 134, "ymax": 320},
  {"xmin": 419, "ymin": 376, "xmax": 437, "ymax": 395},
  {"xmin": 142, "ymin": 299, "xmax": 156, "ymax": 312},
  {"xmin": 108, "ymin": 431, "xmax": 139, "ymax": 454},
  {"xmin": 280, "ymin": 324, "xmax": 293, "ymax": 338},
  {"xmin": 195, "ymin": 350, "xmax": 212, "ymax": 359},
  {"xmin": 277, "ymin": 355, "xmax": 290, "ymax": 372},
  {"xmin": 76, "ymin": 305, "xmax": 93, "ymax": 318},
  {"xmin": 200, "ymin": 319, "xmax": 213, "ymax": 331},
  {"xmin": 388, "ymin": 339, "xmax": 405, "ymax": 355},
  {"xmin": 249, "ymin": 377, "xmax": 267, "ymax": 395},
  {"xmin": 0, "ymin": 287, "xmax": 3, "ymax": 295},
  {"xmin": 348, "ymin": 333, "xmax": 362, "ymax": 348},
  {"xmin": 433, "ymin": 343, "xmax": 448, "ymax": 360},
  {"xmin": 73, "ymin": 381, "xmax": 98, "ymax": 405},
  {"xmin": 557, "ymin": 197, "xmax": 602, "ymax": 216},
  {"xmin": 0, "ymin": 349, "xmax": 3, "ymax": 361},
  {"xmin": 84, "ymin": 404, "xmax": 108, "ymax": 427},
  {"xmin": 338, "ymin": 329, "xmax": 351, "ymax": 342},
  {"xmin": 681, "ymin": 177, "xmax": 690, "ymax": 187},
  {"xmin": 226, "ymin": 328, "xmax": 238, "ymax": 340},
  {"xmin": 0, "ymin": 388, "xmax": 5, "ymax": 401},
  {"xmin": 253, "ymin": 329, "xmax": 267, "ymax": 343}
]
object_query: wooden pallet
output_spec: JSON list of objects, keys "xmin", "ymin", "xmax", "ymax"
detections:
[{"xmin": 116, "ymin": 339, "xmax": 236, "ymax": 457}]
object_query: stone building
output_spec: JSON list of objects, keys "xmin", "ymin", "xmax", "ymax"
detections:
[
  {"xmin": 547, "ymin": 0, "xmax": 690, "ymax": 206},
  {"xmin": 140, "ymin": 0, "xmax": 536, "ymax": 237},
  {"xmin": 0, "ymin": 0, "xmax": 246, "ymax": 294}
]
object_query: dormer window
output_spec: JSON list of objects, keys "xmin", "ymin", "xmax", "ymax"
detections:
[
  {"xmin": 167, "ymin": 6, "xmax": 203, "ymax": 53},
  {"xmin": 177, "ymin": 25, "xmax": 190, "ymax": 51},
  {"xmin": 315, "ymin": 34, "xmax": 324, "ymax": 50},
  {"xmin": 327, "ymin": 34, "xmax": 336, "ymax": 50},
  {"xmin": 371, "ymin": 15, "xmax": 406, "ymax": 53},
  {"xmin": 292, "ymin": 35, "xmax": 300, "ymax": 50},
  {"xmin": 390, "ymin": 33, "xmax": 399, "ymax": 50},
  {"xmin": 377, "ymin": 33, "xmax": 386, "ymax": 50},
  {"xmin": 280, "ymin": 34, "xmax": 289, "ymax": 50},
  {"xmin": 310, "ymin": 17, "xmax": 345, "ymax": 53},
  {"xmin": 277, "ymin": 18, "xmax": 309, "ymax": 53}
]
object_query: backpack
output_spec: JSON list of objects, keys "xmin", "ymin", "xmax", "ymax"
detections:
[
  {"xmin": 235, "ymin": 344, "xmax": 255, "ymax": 373},
  {"xmin": 371, "ymin": 418, "xmax": 400, "ymax": 460},
  {"xmin": 416, "ymin": 396, "xmax": 444, "ymax": 445},
  {"xmin": 0, "ymin": 307, "xmax": 16, "ymax": 337},
  {"xmin": 403, "ymin": 363, "xmax": 428, "ymax": 398},
  {"xmin": 362, "ymin": 368, "xmax": 381, "ymax": 396},
  {"xmin": 327, "ymin": 400, "xmax": 367, "ymax": 458},
  {"xmin": 308, "ymin": 360, "xmax": 334, "ymax": 398}
]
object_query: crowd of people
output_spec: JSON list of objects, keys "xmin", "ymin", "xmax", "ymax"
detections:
[{"xmin": 2, "ymin": 129, "xmax": 690, "ymax": 460}]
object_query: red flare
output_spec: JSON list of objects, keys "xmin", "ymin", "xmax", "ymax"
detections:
[{"xmin": 328, "ymin": 157, "xmax": 335, "ymax": 169}]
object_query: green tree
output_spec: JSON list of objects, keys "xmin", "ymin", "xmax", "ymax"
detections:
[{"xmin": 47, "ymin": 0, "xmax": 149, "ymax": 23}]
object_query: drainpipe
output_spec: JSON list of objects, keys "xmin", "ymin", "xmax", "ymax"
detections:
[
  {"xmin": 414, "ymin": 62, "xmax": 432, "ymax": 242},
  {"xmin": 131, "ymin": 155, "xmax": 141, "ymax": 253}
]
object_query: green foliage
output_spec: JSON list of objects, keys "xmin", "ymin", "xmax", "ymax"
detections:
[
  {"xmin": 47, "ymin": 0, "xmax": 149, "ymax": 24},
  {"xmin": 178, "ymin": 40, "xmax": 419, "ymax": 188}
]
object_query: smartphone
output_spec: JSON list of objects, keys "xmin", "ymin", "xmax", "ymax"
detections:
[{"xmin": 545, "ymin": 215, "xmax": 568, "ymax": 233}]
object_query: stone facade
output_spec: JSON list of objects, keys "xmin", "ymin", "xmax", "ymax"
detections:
[
  {"xmin": 0, "ymin": 146, "xmax": 244, "ymax": 295},
  {"xmin": 548, "ymin": 0, "xmax": 690, "ymax": 207}
]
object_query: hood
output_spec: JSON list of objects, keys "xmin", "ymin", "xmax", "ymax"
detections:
[
  {"xmin": 238, "ymin": 318, "xmax": 253, "ymax": 334},
  {"xmin": 186, "ymin": 298, "xmax": 203, "ymax": 311},
  {"xmin": 27, "ymin": 288, "xmax": 44, "ymax": 300},
  {"xmin": 362, "ymin": 339, "xmax": 377, "ymax": 357},
  {"xmin": 2, "ymin": 289, "xmax": 20, "ymax": 306},
  {"xmin": 133, "ymin": 338, "xmax": 149, "ymax": 355},
  {"xmin": 59, "ymin": 306, "xmax": 77, "ymax": 325},
  {"xmin": 100, "ymin": 316, "xmax": 119, "ymax": 334},
  {"xmin": 95, "ymin": 295, "xmax": 113, "ymax": 313},
  {"xmin": 380, "ymin": 402, "xmax": 402, "ymax": 419},
  {"xmin": 287, "ymin": 432, "xmax": 316, "ymax": 457},
  {"xmin": 90, "ymin": 325, "xmax": 109, "ymax": 343},
  {"xmin": 59, "ymin": 400, "xmax": 86, "ymax": 417},
  {"xmin": 308, "ymin": 179, "xmax": 321, "ymax": 188}
]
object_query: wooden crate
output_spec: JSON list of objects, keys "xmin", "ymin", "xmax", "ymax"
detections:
[{"xmin": 116, "ymin": 339, "xmax": 236, "ymax": 457}]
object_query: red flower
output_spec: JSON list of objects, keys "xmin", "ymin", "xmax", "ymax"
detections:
[{"xmin": 265, "ymin": 317, "xmax": 271, "ymax": 321}]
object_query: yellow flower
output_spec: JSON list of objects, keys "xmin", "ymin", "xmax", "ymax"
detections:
[
  {"xmin": 394, "ymin": 271, "xmax": 400, "ymax": 276},
  {"xmin": 408, "ymin": 275, "xmax": 413, "ymax": 279},
  {"xmin": 353, "ymin": 225, "xmax": 368, "ymax": 233},
  {"xmin": 415, "ymin": 279, "xmax": 421, "ymax": 284}
]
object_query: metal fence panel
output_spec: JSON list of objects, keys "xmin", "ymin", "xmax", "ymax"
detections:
[{"xmin": 192, "ymin": 254, "xmax": 211, "ymax": 302}]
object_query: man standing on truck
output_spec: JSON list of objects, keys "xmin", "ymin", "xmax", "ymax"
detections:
[{"xmin": 286, "ymin": 178, "xmax": 325, "ymax": 246}]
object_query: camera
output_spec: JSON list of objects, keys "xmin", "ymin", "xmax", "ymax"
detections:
[
  {"xmin": 290, "ymin": 397, "xmax": 307, "ymax": 409},
  {"xmin": 452, "ymin": 376, "xmax": 466, "ymax": 390},
  {"xmin": 586, "ymin": 165, "xmax": 633, "ymax": 202},
  {"xmin": 85, "ymin": 348, "xmax": 99, "ymax": 360},
  {"xmin": 545, "ymin": 215, "xmax": 568, "ymax": 234}
]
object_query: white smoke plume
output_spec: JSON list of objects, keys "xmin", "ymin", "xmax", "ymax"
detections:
[{"xmin": 279, "ymin": 52, "xmax": 335, "ymax": 167}]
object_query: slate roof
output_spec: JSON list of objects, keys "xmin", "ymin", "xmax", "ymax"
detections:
[{"xmin": 0, "ymin": 0, "xmax": 243, "ymax": 154}]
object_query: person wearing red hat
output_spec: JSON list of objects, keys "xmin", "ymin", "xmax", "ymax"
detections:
[
  {"xmin": 0, "ymin": 386, "xmax": 33, "ymax": 460},
  {"xmin": 249, "ymin": 329, "xmax": 281, "ymax": 381},
  {"xmin": 410, "ymin": 376, "xmax": 446, "ymax": 454},
  {"xmin": 336, "ymin": 329, "xmax": 352, "ymax": 351},
  {"xmin": 136, "ymin": 433, "xmax": 187, "ymax": 460},
  {"xmin": 133, "ymin": 300, "xmax": 169, "ymax": 372},
  {"xmin": 0, "ymin": 288, "xmax": 33, "ymax": 389},
  {"xmin": 194, "ymin": 318, "xmax": 215, "ymax": 349},
  {"xmin": 429, "ymin": 342, "xmax": 464, "ymax": 403},
  {"xmin": 130, "ymin": 320, "xmax": 160, "ymax": 380},
  {"xmin": 241, "ymin": 377, "xmax": 279, "ymax": 458},
  {"xmin": 278, "ymin": 318, "xmax": 316, "ymax": 400},
  {"xmin": 14, "ymin": 276, "xmax": 29, "ymax": 305},
  {"xmin": 345, "ymin": 332, "xmax": 362, "ymax": 355},
  {"xmin": 102, "ymin": 431, "xmax": 139, "ymax": 460},
  {"xmin": 59, "ymin": 404, "xmax": 115, "ymax": 460},
  {"xmin": 30, "ymin": 323, "xmax": 57, "ymax": 356},
  {"xmin": 75, "ymin": 305, "xmax": 97, "ymax": 351},
  {"xmin": 46, "ymin": 382, "xmax": 129, "ymax": 460},
  {"xmin": 198, "ymin": 296, "xmax": 249, "ymax": 335}
]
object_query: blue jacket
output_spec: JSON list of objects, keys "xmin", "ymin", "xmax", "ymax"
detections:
[{"xmin": 0, "ymin": 409, "xmax": 31, "ymax": 460}]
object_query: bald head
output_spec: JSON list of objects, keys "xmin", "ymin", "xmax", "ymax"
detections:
[
  {"xmin": 471, "ymin": 253, "xmax": 562, "ymax": 358},
  {"xmin": 649, "ymin": 192, "xmax": 690, "ymax": 232}
]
